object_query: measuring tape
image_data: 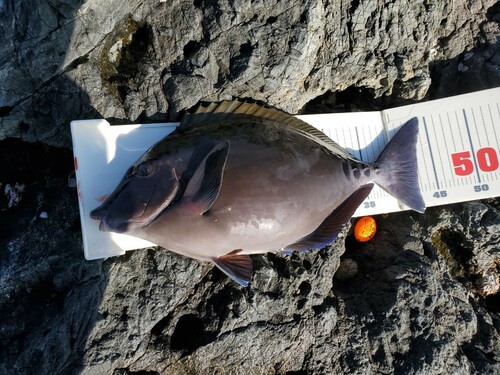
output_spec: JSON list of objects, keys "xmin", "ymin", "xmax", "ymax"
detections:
[
  {"xmin": 72, "ymin": 88, "xmax": 500, "ymax": 259},
  {"xmin": 298, "ymin": 87, "xmax": 500, "ymax": 216}
]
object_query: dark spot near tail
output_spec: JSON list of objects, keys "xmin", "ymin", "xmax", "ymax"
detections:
[
  {"xmin": 353, "ymin": 168, "xmax": 361, "ymax": 179},
  {"xmin": 364, "ymin": 167, "xmax": 371, "ymax": 177},
  {"xmin": 342, "ymin": 161, "xmax": 351, "ymax": 180}
]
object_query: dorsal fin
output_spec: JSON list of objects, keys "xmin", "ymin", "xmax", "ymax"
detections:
[{"xmin": 180, "ymin": 99, "xmax": 357, "ymax": 160}]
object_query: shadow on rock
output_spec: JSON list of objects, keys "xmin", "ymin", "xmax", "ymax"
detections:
[
  {"xmin": 0, "ymin": 1, "xmax": 108, "ymax": 374},
  {"xmin": 333, "ymin": 211, "xmax": 429, "ymax": 318},
  {"xmin": 332, "ymin": 203, "xmax": 499, "ymax": 374},
  {"xmin": 0, "ymin": 138, "xmax": 109, "ymax": 374}
]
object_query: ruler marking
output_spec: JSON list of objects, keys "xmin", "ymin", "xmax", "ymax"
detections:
[
  {"xmin": 462, "ymin": 109, "xmax": 481, "ymax": 184},
  {"xmin": 439, "ymin": 114, "xmax": 454, "ymax": 186},
  {"xmin": 447, "ymin": 112, "xmax": 458, "ymax": 151},
  {"xmin": 374, "ymin": 126, "xmax": 382, "ymax": 160},
  {"xmin": 366, "ymin": 126, "xmax": 372, "ymax": 161},
  {"xmin": 431, "ymin": 115, "xmax": 446, "ymax": 189},
  {"xmin": 341, "ymin": 127, "xmax": 347, "ymax": 150},
  {"xmin": 443, "ymin": 112, "xmax": 457, "ymax": 187},
  {"xmin": 472, "ymin": 107, "xmax": 487, "ymax": 183},
  {"xmin": 371, "ymin": 127, "xmax": 378, "ymax": 162},
  {"xmin": 346, "ymin": 127, "xmax": 351, "ymax": 149},
  {"xmin": 417, "ymin": 132, "xmax": 431, "ymax": 192},
  {"xmin": 455, "ymin": 111, "xmax": 466, "ymax": 150},
  {"xmin": 487, "ymin": 104, "xmax": 500, "ymax": 153},
  {"xmin": 354, "ymin": 129, "xmax": 362, "ymax": 160},
  {"xmin": 355, "ymin": 126, "xmax": 363, "ymax": 161},
  {"xmin": 446, "ymin": 112, "xmax": 459, "ymax": 188},
  {"xmin": 368, "ymin": 126, "xmax": 375, "ymax": 161},
  {"xmin": 479, "ymin": 106, "xmax": 489, "ymax": 147},
  {"xmin": 471, "ymin": 108, "xmax": 482, "ymax": 148},
  {"xmin": 336, "ymin": 128, "xmax": 342, "ymax": 145},
  {"xmin": 422, "ymin": 116, "xmax": 440, "ymax": 190},
  {"xmin": 416, "ymin": 122, "xmax": 427, "ymax": 190},
  {"xmin": 481, "ymin": 105, "xmax": 500, "ymax": 181}
]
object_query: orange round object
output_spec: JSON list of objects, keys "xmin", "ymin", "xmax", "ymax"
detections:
[{"xmin": 354, "ymin": 216, "xmax": 377, "ymax": 242}]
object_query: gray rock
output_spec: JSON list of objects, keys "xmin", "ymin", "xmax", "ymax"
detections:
[
  {"xmin": 1, "ymin": 0, "xmax": 498, "ymax": 146},
  {"xmin": 0, "ymin": 1, "xmax": 499, "ymax": 374}
]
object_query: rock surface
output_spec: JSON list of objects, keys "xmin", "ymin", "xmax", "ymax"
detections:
[{"xmin": 0, "ymin": 0, "xmax": 499, "ymax": 374}]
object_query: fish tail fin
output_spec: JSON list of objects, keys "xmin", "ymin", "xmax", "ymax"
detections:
[{"xmin": 373, "ymin": 117, "xmax": 426, "ymax": 213}]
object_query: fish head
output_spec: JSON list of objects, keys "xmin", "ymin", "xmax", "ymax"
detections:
[{"xmin": 90, "ymin": 156, "xmax": 181, "ymax": 233}]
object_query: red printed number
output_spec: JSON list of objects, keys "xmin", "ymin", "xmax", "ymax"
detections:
[
  {"xmin": 451, "ymin": 147, "xmax": 499, "ymax": 176},
  {"xmin": 452, "ymin": 151, "xmax": 473, "ymax": 176},
  {"xmin": 477, "ymin": 147, "xmax": 499, "ymax": 172}
]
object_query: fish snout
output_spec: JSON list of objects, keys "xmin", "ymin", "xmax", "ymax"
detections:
[
  {"xmin": 90, "ymin": 207, "xmax": 129, "ymax": 233},
  {"xmin": 90, "ymin": 206, "xmax": 113, "ymax": 232},
  {"xmin": 90, "ymin": 206, "xmax": 107, "ymax": 221}
]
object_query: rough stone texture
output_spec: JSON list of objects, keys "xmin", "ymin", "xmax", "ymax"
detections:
[
  {"xmin": 1, "ymin": 0, "xmax": 499, "ymax": 146},
  {"xmin": 0, "ymin": 1, "xmax": 499, "ymax": 374}
]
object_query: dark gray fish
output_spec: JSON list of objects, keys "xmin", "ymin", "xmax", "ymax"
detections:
[{"xmin": 91, "ymin": 100, "xmax": 425, "ymax": 286}]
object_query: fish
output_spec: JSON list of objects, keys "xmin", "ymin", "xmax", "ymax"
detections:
[{"xmin": 90, "ymin": 100, "xmax": 425, "ymax": 286}]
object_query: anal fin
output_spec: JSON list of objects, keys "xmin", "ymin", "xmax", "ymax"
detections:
[
  {"xmin": 213, "ymin": 250, "xmax": 253, "ymax": 287},
  {"xmin": 285, "ymin": 184, "xmax": 374, "ymax": 252}
]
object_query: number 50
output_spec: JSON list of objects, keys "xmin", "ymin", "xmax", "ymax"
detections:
[{"xmin": 451, "ymin": 147, "xmax": 499, "ymax": 176}]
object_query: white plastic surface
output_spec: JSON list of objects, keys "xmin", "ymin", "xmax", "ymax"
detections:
[
  {"xmin": 71, "ymin": 87, "xmax": 500, "ymax": 260},
  {"xmin": 71, "ymin": 120, "xmax": 178, "ymax": 259}
]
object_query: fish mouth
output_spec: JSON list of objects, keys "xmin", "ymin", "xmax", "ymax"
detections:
[
  {"xmin": 90, "ymin": 207, "xmax": 111, "ymax": 230},
  {"xmin": 90, "ymin": 207, "xmax": 110, "ymax": 232},
  {"xmin": 90, "ymin": 207, "xmax": 136, "ymax": 233},
  {"xmin": 90, "ymin": 207, "xmax": 107, "ymax": 221}
]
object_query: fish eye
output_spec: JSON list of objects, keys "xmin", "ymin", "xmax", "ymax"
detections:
[{"xmin": 136, "ymin": 161, "xmax": 154, "ymax": 177}]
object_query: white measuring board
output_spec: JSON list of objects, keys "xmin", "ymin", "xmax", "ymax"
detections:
[
  {"xmin": 383, "ymin": 89, "xmax": 500, "ymax": 209},
  {"xmin": 71, "ymin": 87, "xmax": 500, "ymax": 260},
  {"xmin": 71, "ymin": 120, "xmax": 178, "ymax": 259}
]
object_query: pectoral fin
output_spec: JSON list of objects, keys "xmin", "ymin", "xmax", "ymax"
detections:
[
  {"xmin": 285, "ymin": 184, "xmax": 374, "ymax": 252},
  {"xmin": 213, "ymin": 250, "xmax": 253, "ymax": 287},
  {"xmin": 182, "ymin": 140, "xmax": 230, "ymax": 215}
]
